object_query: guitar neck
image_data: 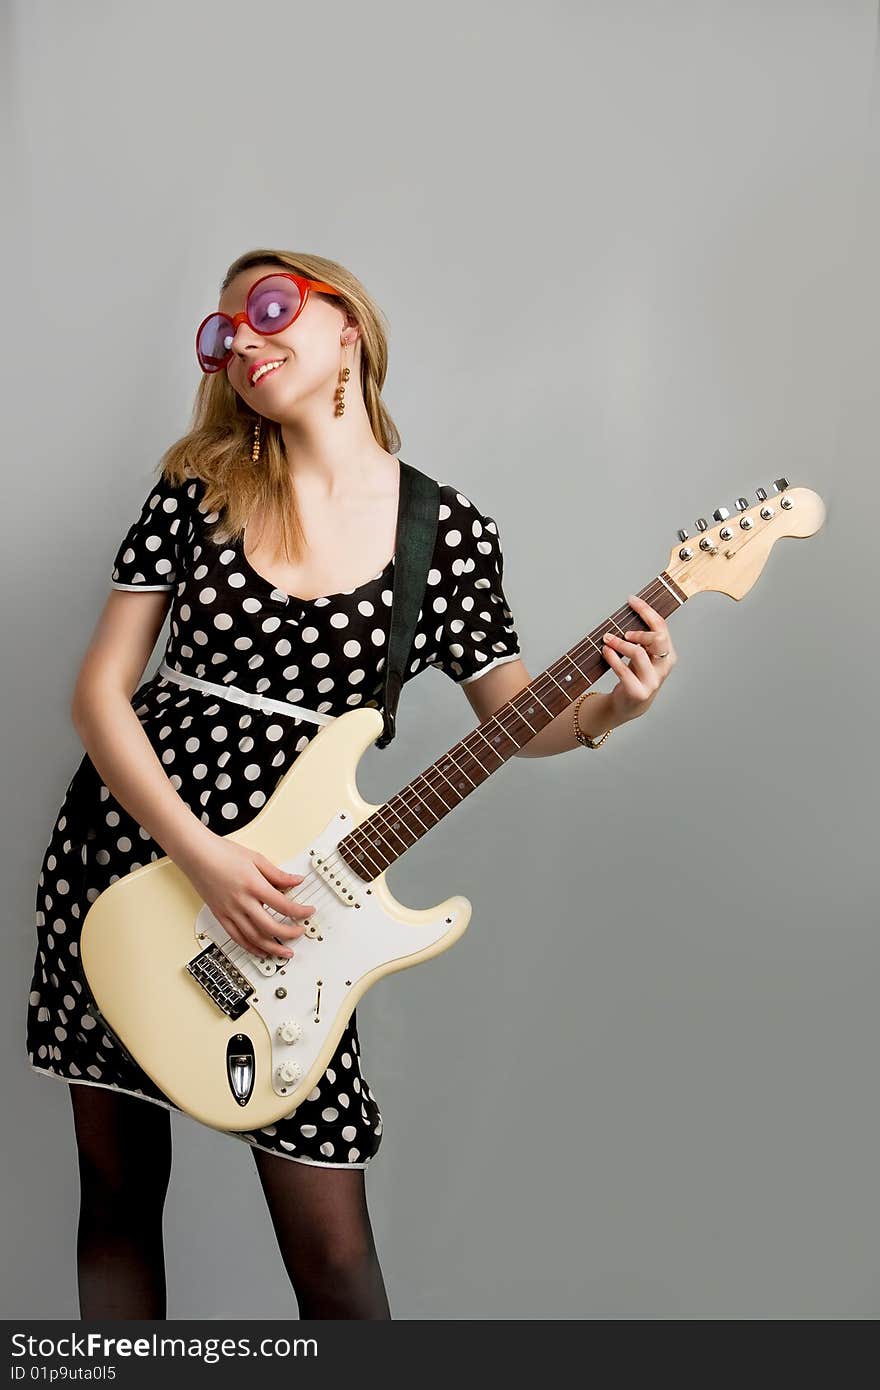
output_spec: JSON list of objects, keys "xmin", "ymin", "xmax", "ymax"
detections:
[{"xmin": 337, "ymin": 571, "xmax": 688, "ymax": 879}]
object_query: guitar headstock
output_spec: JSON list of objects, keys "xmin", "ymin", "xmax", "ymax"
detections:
[{"xmin": 666, "ymin": 480, "xmax": 826, "ymax": 600}]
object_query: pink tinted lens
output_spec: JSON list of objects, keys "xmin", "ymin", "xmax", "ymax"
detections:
[
  {"xmin": 197, "ymin": 314, "xmax": 235, "ymax": 372},
  {"xmin": 246, "ymin": 275, "xmax": 302, "ymax": 335}
]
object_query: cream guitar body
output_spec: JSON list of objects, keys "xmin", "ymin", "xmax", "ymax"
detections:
[{"xmin": 80, "ymin": 707, "xmax": 470, "ymax": 1132}]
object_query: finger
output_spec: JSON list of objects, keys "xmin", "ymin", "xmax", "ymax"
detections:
[
  {"xmin": 629, "ymin": 648, "xmax": 660, "ymax": 685},
  {"xmin": 221, "ymin": 922, "xmax": 248, "ymax": 951},
  {"xmin": 245, "ymin": 911, "xmax": 301, "ymax": 957},
  {"xmin": 626, "ymin": 593, "xmax": 663, "ymax": 629},
  {"xmin": 258, "ymin": 918, "xmax": 307, "ymax": 949},
  {"xmin": 621, "ymin": 628, "xmax": 669, "ymax": 647},
  {"xmin": 266, "ymin": 887, "xmax": 315, "ymax": 921},
  {"xmin": 628, "ymin": 632, "xmax": 675, "ymax": 664},
  {"xmin": 226, "ymin": 920, "xmax": 292, "ymax": 959},
  {"xmin": 608, "ymin": 631, "xmax": 667, "ymax": 676},
  {"xmin": 250, "ymin": 872, "xmax": 315, "ymax": 922},
  {"xmin": 256, "ymin": 855, "xmax": 305, "ymax": 888},
  {"xmin": 603, "ymin": 642, "xmax": 649, "ymax": 694},
  {"xmin": 620, "ymin": 639, "xmax": 652, "ymax": 671},
  {"xmin": 609, "ymin": 633, "xmax": 653, "ymax": 667},
  {"xmin": 603, "ymin": 632, "xmax": 644, "ymax": 658},
  {"xmin": 602, "ymin": 642, "xmax": 635, "ymax": 680},
  {"xmin": 258, "ymin": 900, "xmax": 311, "ymax": 936}
]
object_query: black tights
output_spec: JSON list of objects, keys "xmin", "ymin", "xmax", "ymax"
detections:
[{"xmin": 68, "ymin": 1084, "xmax": 391, "ymax": 1319}]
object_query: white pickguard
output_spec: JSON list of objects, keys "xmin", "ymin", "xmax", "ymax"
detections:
[{"xmin": 193, "ymin": 809, "xmax": 457, "ymax": 1099}]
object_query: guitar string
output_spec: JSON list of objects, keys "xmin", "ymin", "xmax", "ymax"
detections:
[{"xmin": 210, "ymin": 573, "xmax": 677, "ymax": 972}]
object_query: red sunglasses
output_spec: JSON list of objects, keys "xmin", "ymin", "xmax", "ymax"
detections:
[{"xmin": 196, "ymin": 271, "xmax": 339, "ymax": 374}]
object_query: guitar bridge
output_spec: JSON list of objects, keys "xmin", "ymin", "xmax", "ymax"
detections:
[{"xmin": 186, "ymin": 943, "xmax": 253, "ymax": 1019}]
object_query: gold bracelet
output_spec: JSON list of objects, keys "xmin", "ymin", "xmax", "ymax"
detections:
[{"xmin": 573, "ymin": 691, "xmax": 613, "ymax": 749}]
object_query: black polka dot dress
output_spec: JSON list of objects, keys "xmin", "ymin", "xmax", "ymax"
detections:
[{"xmin": 26, "ymin": 465, "xmax": 522, "ymax": 1167}]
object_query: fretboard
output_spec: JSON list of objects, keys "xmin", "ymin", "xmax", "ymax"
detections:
[{"xmin": 337, "ymin": 572, "xmax": 687, "ymax": 880}]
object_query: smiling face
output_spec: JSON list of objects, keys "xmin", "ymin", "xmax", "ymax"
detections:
[{"xmin": 218, "ymin": 264, "xmax": 360, "ymax": 421}]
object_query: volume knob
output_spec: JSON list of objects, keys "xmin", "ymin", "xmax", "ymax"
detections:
[
  {"xmin": 276, "ymin": 1060, "xmax": 304, "ymax": 1086},
  {"xmin": 277, "ymin": 1018, "xmax": 304, "ymax": 1044}
]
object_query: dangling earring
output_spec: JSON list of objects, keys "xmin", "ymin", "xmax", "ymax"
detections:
[
  {"xmin": 251, "ymin": 417, "xmax": 261, "ymax": 463},
  {"xmin": 334, "ymin": 356, "xmax": 350, "ymax": 417}
]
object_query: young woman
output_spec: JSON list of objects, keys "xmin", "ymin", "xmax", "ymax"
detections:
[{"xmin": 26, "ymin": 249, "xmax": 677, "ymax": 1320}]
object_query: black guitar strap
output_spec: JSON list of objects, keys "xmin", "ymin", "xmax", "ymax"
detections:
[{"xmin": 377, "ymin": 459, "xmax": 440, "ymax": 749}]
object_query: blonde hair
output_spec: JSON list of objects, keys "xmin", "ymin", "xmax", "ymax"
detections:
[{"xmin": 158, "ymin": 247, "xmax": 401, "ymax": 564}]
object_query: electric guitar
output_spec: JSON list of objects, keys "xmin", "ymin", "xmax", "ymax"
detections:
[{"xmin": 80, "ymin": 480, "xmax": 826, "ymax": 1132}]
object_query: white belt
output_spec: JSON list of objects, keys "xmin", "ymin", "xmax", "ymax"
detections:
[{"xmin": 158, "ymin": 660, "xmax": 336, "ymax": 727}]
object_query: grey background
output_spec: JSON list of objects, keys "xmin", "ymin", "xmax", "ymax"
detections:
[{"xmin": 4, "ymin": 0, "xmax": 878, "ymax": 1319}]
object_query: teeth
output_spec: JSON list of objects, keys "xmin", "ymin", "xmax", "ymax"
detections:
[{"xmin": 252, "ymin": 360, "xmax": 284, "ymax": 383}]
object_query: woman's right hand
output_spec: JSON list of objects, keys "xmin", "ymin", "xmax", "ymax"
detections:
[{"xmin": 173, "ymin": 831, "xmax": 315, "ymax": 960}]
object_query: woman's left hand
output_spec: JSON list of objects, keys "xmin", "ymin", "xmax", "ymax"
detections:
[{"xmin": 601, "ymin": 592, "xmax": 677, "ymax": 726}]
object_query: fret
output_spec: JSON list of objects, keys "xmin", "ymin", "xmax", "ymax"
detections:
[{"xmin": 337, "ymin": 572, "xmax": 686, "ymax": 879}]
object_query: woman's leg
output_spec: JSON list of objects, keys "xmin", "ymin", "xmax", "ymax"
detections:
[
  {"xmin": 68, "ymin": 1084, "xmax": 173, "ymax": 1319},
  {"xmin": 251, "ymin": 1146, "xmax": 391, "ymax": 1319}
]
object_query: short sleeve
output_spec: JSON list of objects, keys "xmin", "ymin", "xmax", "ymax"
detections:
[
  {"xmin": 110, "ymin": 472, "xmax": 192, "ymax": 590},
  {"xmin": 430, "ymin": 489, "xmax": 522, "ymax": 684}
]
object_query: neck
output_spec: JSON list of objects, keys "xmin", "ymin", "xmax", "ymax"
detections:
[
  {"xmin": 336, "ymin": 571, "xmax": 688, "ymax": 880},
  {"xmin": 278, "ymin": 407, "xmax": 383, "ymax": 497}
]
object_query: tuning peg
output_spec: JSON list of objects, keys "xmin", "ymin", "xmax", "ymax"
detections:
[
  {"xmin": 755, "ymin": 487, "xmax": 768, "ymax": 501},
  {"xmin": 694, "ymin": 517, "xmax": 709, "ymax": 532},
  {"xmin": 712, "ymin": 506, "xmax": 730, "ymax": 521},
  {"xmin": 735, "ymin": 496, "xmax": 750, "ymax": 512},
  {"xmin": 677, "ymin": 528, "xmax": 689, "ymax": 542},
  {"xmin": 772, "ymin": 477, "xmax": 788, "ymax": 493}
]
